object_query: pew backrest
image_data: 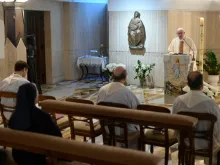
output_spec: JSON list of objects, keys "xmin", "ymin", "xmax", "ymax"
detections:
[
  {"xmin": 41, "ymin": 100, "xmax": 198, "ymax": 131},
  {"xmin": 0, "ymin": 128, "xmax": 163, "ymax": 165}
]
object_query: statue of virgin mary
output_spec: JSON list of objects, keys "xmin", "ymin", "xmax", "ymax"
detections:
[{"xmin": 128, "ymin": 11, "xmax": 146, "ymax": 49}]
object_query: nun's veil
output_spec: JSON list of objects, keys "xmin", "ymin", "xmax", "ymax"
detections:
[{"xmin": 8, "ymin": 83, "xmax": 37, "ymax": 131}]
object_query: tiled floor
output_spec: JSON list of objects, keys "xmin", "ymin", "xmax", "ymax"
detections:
[{"xmin": 41, "ymin": 81, "xmax": 208, "ymax": 165}]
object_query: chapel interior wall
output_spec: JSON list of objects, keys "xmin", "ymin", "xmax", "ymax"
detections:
[{"xmin": 109, "ymin": 10, "xmax": 220, "ymax": 87}]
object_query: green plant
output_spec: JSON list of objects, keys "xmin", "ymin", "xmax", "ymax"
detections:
[
  {"xmin": 134, "ymin": 60, "xmax": 155, "ymax": 79},
  {"xmin": 203, "ymin": 50, "xmax": 220, "ymax": 75}
]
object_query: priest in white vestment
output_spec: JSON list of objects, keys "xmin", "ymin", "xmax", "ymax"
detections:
[
  {"xmin": 0, "ymin": 61, "xmax": 29, "ymax": 120},
  {"xmin": 172, "ymin": 71, "xmax": 220, "ymax": 164},
  {"xmin": 168, "ymin": 28, "xmax": 197, "ymax": 71},
  {"xmin": 97, "ymin": 66, "xmax": 140, "ymax": 149}
]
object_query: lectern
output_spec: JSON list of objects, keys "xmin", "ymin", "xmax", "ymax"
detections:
[{"xmin": 164, "ymin": 54, "xmax": 191, "ymax": 99}]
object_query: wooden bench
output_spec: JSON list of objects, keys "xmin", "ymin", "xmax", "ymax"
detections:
[{"xmin": 0, "ymin": 128, "xmax": 163, "ymax": 165}]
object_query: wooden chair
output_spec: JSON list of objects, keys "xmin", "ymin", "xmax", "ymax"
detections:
[
  {"xmin": 39, "ymin": 95, "xmax": 69, "ymax": 130},
  {"xmin": 137, "ymin": 104, "xmax": 178, "ymax": 165},
  {"xmin": 41, "ymin": 100, "xmax": 198, "ymax": 165},
  {"xmin": 0, "ymin": 92, "xmax": 17, "ymax": 128},
  {"xmin": 178, "ymin": 112, "xmax": 217, "ymax": 165},
  {"xmin": 97, "ymin": 102, "xmax": 140, "ymax": 148},
  {"xmin": 66, "ymin": 98, "xmax": 102, "ymax": 143}
]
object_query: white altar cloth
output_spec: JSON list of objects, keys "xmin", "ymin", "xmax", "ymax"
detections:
[{"xmin": 77, "ymin": 55, "xmax": 107, "ymax": 70}]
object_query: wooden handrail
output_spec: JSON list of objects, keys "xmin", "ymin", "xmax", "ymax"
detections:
[
  {"xmin": 40, "ymin": 100, "xmax": 198, "ymax": 130},
  {"xmin": 0, "ymin": 128, "xmax": 163, "ymax": 165}
]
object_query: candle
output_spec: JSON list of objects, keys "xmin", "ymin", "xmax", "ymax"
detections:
[
  {"xmin": 200, "ymin": 17, "xmax": 204, "ymax": 25},
  {"xmin": 199, "ymin": 17, "xmax": 205, "ymax": 74}
]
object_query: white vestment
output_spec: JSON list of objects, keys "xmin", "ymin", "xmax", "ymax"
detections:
[
  {"xmin": 0, "ymin": 73, "xmax": 29, "ymax": 120},
  {"xmin": 96, "ymin": 82, "xmax": 140, "ymax": 149},
  {"xmin": 172, "ymin": 91, "xmax": 220, "ymax": 164},
  {"xmin": 168, "ymin": 36, "xmax": 197, "ymax": 71}
]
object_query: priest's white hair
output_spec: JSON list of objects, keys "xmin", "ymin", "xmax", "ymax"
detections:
[{"xmin": 177, "ymin": 28, "xmax": 185, "ymax": 32}]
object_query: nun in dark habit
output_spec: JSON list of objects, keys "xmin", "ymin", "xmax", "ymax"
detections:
[{"xmin": 8, "ymin": 83, "xmax": 62, "ymax": 165}]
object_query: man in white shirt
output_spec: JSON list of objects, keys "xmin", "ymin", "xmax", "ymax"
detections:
[
  {"xmin": 168, "ymin": 28, "xmax": 197, "ymax": 71},
  {"xmin": 97, "ymin": 66, "xmax": 140, "ymax": 149},
  {"xmin": 0, "ymin": 61, "xmax": 29, "ymax": 120},
  {"xmin": 97, "ymin": 66, "xmax": 140, "ymax": 109},
  {"xmin": 172, "ymin": 71, "xmax": 220, "ymax": 164}
]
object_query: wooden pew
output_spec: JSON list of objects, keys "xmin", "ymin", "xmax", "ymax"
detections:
[
  {"xmin": 40, "ymin": 100, "xmax": 198, "ymax": 165},
  {"xmin": 0, "ymin": 128, "xmax": 163, "ymax": 165},
  {"xmin": 40, "ymin": 100, "xmax": 197, "ymax": 131}
]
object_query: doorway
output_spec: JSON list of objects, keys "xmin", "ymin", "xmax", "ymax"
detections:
[{"xmin": 25, "ymin": 11, "xmax": 46, "ymax": 84}]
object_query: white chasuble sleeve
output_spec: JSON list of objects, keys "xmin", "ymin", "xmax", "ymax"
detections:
[{"xmin": 168, "ymin": 39, "xmax": 175, "ymax": 54}]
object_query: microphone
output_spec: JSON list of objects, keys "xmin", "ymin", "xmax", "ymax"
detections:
[{"xmin": 182, "ymin": 37, "xmax": 195, "ymax": 61}]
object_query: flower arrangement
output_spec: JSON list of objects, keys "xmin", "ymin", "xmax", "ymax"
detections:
[
  {"xmin": 104, "ymin": 63, "xmax": 126, "ymax": 80},
  {"xmin": 182, "ymin": 82, "xmax": 218, "ymax": 99},
  {"xmin": 134, "ymin": 60, "xmax": 155, "ymax": 88}
]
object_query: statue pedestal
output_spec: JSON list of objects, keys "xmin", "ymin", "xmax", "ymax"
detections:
[{"xmin": 164, "ymin": 54, "xmax": 191, "ymax": 103}]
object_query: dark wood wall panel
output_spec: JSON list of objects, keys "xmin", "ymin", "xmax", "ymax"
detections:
[{"xmin": 25, "ymin": 11, "xmax": 46, "ymax": 84}]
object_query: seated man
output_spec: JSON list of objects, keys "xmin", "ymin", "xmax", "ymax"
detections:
[
  {"xmin": 97, "ymin": 66, "xmax": 140, "ymax": 149},
  {"xmin": 0, "ymin": 61, "xmax": 29, "ymax": 120},
  {"xmin": 172, "ymin": 71, "xmax": 220, "ymax": 164}
]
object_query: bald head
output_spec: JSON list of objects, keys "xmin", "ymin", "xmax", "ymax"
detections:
[
  {"xmin": 187, "ymin": 71, "xmax": 203, "ymax": 90},
  {"xmin": 112, "ymin": 66, "xmax": 127, "ymax": 82},
  {"xmin": 177, "ymin": 28, "xmax": 184, "ymax": 33},
  {"xmin": 177, "ymin": 28, "xmax": 185, "ymax": 39}
]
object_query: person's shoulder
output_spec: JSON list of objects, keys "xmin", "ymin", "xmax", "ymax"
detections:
[
  {"xmin": 186, "ymin": 36, "xmax": 194, "ymax": 42},
  {"xmin": 172, "ymin": 37, "xmax": 178, "ymax": 42},
  {"xmin": 205, "ymin": 99, "xmax": 218, "ymax": 106},
  {"xmin": 0, "ymin": 76, "xmax": 10, "ymax": 83},
  {"xmin": 0, "ymin": 77, "xmax": 11, "ymax": 90},
  {"xmin": 186, "ymin": 36, "xmax": 193, "ymax": 39},
  {"xmin": 17, "ymin": 78, "xmax": 29, "ymax": 85},
  {"xmin": 99, "ymin": 83, "xmax": 111, "ymax": 91},
  {"xmin": 173, "ymin": 96, "xmax": 182, "ymax": 105},
  {"xmin": 120, "ymin": 87, "xmax": 136, "ymax": 97},
  {"xmin": 0, "ymin": 79, "xmax": 7, "ymax": 86},
  {"xmin": 19, "ymin": 77, "xmax": 29, "ymax": 83}
]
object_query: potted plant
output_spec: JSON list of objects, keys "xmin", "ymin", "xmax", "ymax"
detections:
[
  {"xmin": 134, "ymin": 60, "xmax": 155, "ymax": 88},
  {"xmin": 203, "ymin": 50, "xmax": 220, "ymax": 85}
]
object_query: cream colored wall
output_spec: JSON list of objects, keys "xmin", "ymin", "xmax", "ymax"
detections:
[
  {"xmin": 109, "ymin": 10, "xmax": 220, "ymax": 87},
  {"xmin": 0, "ymin": 8, "xmax": 26, "ymax": 81},
  {"xmin": 63, "ymin": 2, "xmax": 108, "ymax": 80},
  {"xmin": 1, "ymin": 1, "xmax": 108, "ymax": 84},
  {"xmin": 22, "ymin": 1, "xmax": 64, "ymax": 84},
  {"xmin": 0, "ymin": 39, "xmax": 27, "ymax": 81},
  {"xmin": 205, "ymin": 12, "xmax": 220, "ymax": 57},
  {"xmin": 109, "ymin": 11, "xmax": 168, "ymax": 87},
  {"xmin": 168, "ymin": 11, "xmax": 220, "ymax": 62},
  {"xmin": 0, "ymin": 4, "xmax": 4, "ymax": 80},
  {"xmin": 0, "ymin": 3, "xmax": 4, "ymax": 59},
  {"xmin": 108, "ymin": 0, "xmax": 220, "ymax": 11},
  {"xmin": 0, "ymin": 1, "xmax": 64, "ymax": 84},
  {"xmin": 168, "ymin": 11, "xmax": 206, "ymax": 52}
]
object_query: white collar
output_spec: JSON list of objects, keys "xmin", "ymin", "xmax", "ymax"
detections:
[
  {"xmin": 179, "ymin": 90, "xmax": 209, "ymax": 108},
  {"xmin": 12, "ymin": 73, "xmax": 23, "ymax": 78},
  {"xmin": 104, "ymin": 82, "xmax": 126, "ymax": 95}
]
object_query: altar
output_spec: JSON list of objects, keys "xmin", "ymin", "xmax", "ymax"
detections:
[
  {"xmin": 164, "ymin": 55, "xmax": 190, "ymax": 94},
  {"xmin": 77, "ymin": 55, "xmax": 108, "ymax": 82}
]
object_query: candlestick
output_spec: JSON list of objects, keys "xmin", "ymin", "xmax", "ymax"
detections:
[{"xmin": 199, "ymin": 17, "xmax": 205, "ymax": 74}]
